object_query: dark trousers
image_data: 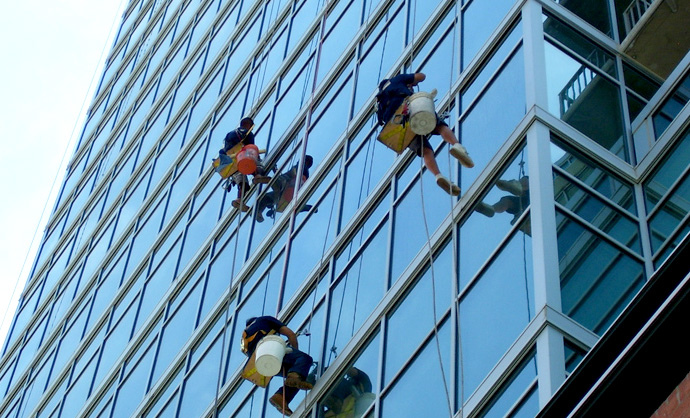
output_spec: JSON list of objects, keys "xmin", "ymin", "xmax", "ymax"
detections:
[{"xmin": 274, "ymin": 348, "xmax": 313, "ymax": 403}]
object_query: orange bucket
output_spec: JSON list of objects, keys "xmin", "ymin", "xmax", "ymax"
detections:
[{"xmin": 237, "ymin": 144, "xmax": 260, "ymax": 175}]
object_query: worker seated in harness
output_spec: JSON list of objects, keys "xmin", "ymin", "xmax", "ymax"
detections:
[
  {"xmin": 376, "ymin": 72, "xmax": 474, "ymax": 196},
  {"xmin": 321, "ymin": 367, "xmax": 374, "ymax": 418},
  {"xmin": 254, "ymin": 155, "xmax": 316, "ymax": 222},
  {"xmin": 217, "ymin": 117, "xmax": 271, "ymax": 211},
  {"xmin": 241, "ymin": 316, "xmax": 314, "ymax": 416}
]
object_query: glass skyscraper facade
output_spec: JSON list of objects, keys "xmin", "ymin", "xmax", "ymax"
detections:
[{"xmin": 1, "ymin": 0, "xmax": 688, "ymax": 416}]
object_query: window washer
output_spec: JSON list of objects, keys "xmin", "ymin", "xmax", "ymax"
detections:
[
  {"xmin": 377, "ymin": 72, "xmax": 474, "ymax": 196},
  {"xmin": 218, "ymin": 117, "xmax": 271, "ymax": 211},
  {"xmin": 240, "ymin": 316, "xmax": 314, "ymax": 416},
  {"xmin": 255, "ymin": 155, "xmax": 315, "ymax": 222}
]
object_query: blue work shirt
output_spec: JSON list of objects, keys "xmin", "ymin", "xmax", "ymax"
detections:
[
  {"xmin": 242, "ymin": 316, "xmax": 285, "ymax": 356},
  {"xmin": 376, "ymin": 73, "xmax": 416, "ymax": 126},
  {"xmin": 220, "ymin": 127, "xmax": 255, "ymax": 154}
]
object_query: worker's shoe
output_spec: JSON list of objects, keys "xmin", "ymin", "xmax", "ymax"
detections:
[
  {"xmin": 269, "ymin": 393, "xmax": 293, "ymax": 416},
  {"xmin": 285, "ymin": 372, "xmax": 313, "ymax": 390},
  {"xmin": 450, "ymin": 143, "xmax": 475, "ymax": 168},
  {"xmin": 232, "ymin": 199, "xmax": 251, "ymax": 212},
  {"xmin": 475, "ymin": 202, "xmax": 495, "ymax": 217},
  {"xmin": 435, "ymin": 174, "xmax": 461, "ymax": 196},
  {"xmin": 496, "ymin": 179, "xmax": 523, "ymax": 196},
  {"xmin": 255, "ymin": 211, "xmax": 264, "ymax": 223},
  {"xmin": 253, "ymin": 174, "xmax": 272, "ymax": 184}
]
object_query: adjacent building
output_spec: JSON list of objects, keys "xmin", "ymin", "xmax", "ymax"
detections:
[{"xmin": 1, "ymin": 0, "xmax": 688, "ymax": 416}]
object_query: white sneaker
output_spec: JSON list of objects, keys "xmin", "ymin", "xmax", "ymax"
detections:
[
  {"xmin": 496, "ymin": 179, "xmax": 523, "ymax": 196},
  {"xmin": 435, "ymin": 174, "xmax": 461, "ymax": 196},
  {"xmin": 450, "ymin": 143, "xmax": 475, "ymax": 168}
]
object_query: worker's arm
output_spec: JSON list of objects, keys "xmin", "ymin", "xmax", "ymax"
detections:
[
  {"xmin": 278, "ymin": 325, "xmax": 299, "ymax": 349},
  {"xmin": 412, "ymin": 72, "xmax": 426, "ymax": 85}
]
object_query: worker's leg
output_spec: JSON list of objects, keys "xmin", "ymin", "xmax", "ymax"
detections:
[
  {"xmin": 437, "ymin": 124, "xmax": 475, "ymax": 168},
  {"xmin": 422, "ymin": 147, "xmax": 441, "ymax": 176}
]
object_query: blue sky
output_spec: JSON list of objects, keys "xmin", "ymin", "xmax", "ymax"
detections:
[{"xmin": 0, "ymin": 0, "xmax": 126, "ymax": 349}]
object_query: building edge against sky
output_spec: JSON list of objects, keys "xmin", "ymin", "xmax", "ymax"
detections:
[{"xmin": 0, "ymin": 0, "xmax": 688, "ymax": 417}]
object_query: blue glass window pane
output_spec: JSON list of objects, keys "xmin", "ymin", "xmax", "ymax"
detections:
[
  {"xmin": 134, "ymin": 241, "xmax": 183, "ymax": 334},
  {"xmin": 86, "ymin": 247, "xmax": 128, "ymax": 334},
  {"xmin": 16, "ymin": 349, "xmax": 55, "ymax": 417},
  {"xmin": 543, "ymin": 14, "xmax": 617, "ymax": 78},
  {"xmin": 353, "ymin": 9, "xmax": 404, "ymax": 114},
  {"xmin": 52, "ymin": 303, "xmax": 90, "ymax": 385},
  {"xmin": 381, "ymin": 320, "xmax": 451, "ymax": 417},
  {"xmin": 93, "ymin": 296, "xmax": 139, "ymax": 385},
  {"xmin": 463, "ymin": 149, "xmax": 529, "ymax": 289},
  {"xmin": 476, "ymin": 353, "xmax": 537, "ymax": 418},
  {"xmin": 110, "ymin": 339, "xmax": 156, "ymax": 417},
  {"xmin": 554, "ymin": 172, "xmax": 641, "ymax": 254},
  {"xmin": 462, "ymin": 0, "xmax": 516, "ymax": 69},
  {"xmin": 460, "ymin": 48, "xmax": 525, "ymax": 189},
  {"xmin": 320, "ymin": 331, "xmax": 380, "ymax": 417},
  {"xmin": 555, "ymin": 0, "xmax": 612, "ymax": 38},
  {"xmin": 557, "ymin": 211, "xmax": 645, "ymax": 334},
  {"xmin": 177, "ymin": 333, "xmax": 223, "ymax": 417},
  {"xmin": 59, "ymin": 351, "xmax": 99, "ymax": 417},
  {"xmin": 459, "ymin": 223, "xmax": 534, "ymax": 398},
  {"xmin": 385, "ymin": 243, "xmax": 452, "ymax": 385},
  {"xmin": 413, "ymin": 10, "xmax": 456, "ymax": 100},
  {"xmin": 544, "ymin": 42, "xmax": 628, "ymax": 161},
  {"xmin": 644, "ymin": 130, "xmax": 690, "ymax": 211},
  {"xmin": 392, "ymin": 169, "xmax": 452, "ymax": 282},
  {"xmin": 648, "ymin": 175, "xmax": 690, "ymax": 254},
  {"xmin": 551, "ymin": 141, "xmax": 636, "ymax": 214},
  {"xmin": 564, "ymin": 339, "xmax": 587, "ymax": 374},
  {"xmin": 325, "ymin": 221, "xmax": 387, "ymax": 367},
  {"xmin": 285, "ymin": 183, "xmax": 340, "ymax": 304}
]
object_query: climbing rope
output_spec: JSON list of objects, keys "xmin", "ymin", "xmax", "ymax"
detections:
[
  {"xmin": 212, "ymin": 187, "xmax": 248, "ymax": 417},
  {"xmin": 326, "ymin": 0, "xmax": 396, "ymax": 364},
  {"xmin": 413, "ymin": 0, "xmax": 455, "ymax": 416},
  {"xmin": 446, "ymin": 2, "xmax": 465, "ymax": 415}
]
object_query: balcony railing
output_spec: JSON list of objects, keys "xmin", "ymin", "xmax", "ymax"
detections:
[{"xmin": 623, "ymin": 0, "xmax": 655, "ymax": 35}]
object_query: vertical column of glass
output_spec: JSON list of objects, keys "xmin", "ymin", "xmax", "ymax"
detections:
[{"xmin": 521, "ymin": 0, "xmax": 565, "ymax": 406}]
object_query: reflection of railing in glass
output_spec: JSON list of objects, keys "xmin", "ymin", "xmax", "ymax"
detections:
[
  {"xmin": 652, "ymin": 71, "xmax": 690, "ymax": 137},
  {"xmin": 623, "ymin": 0, "xmax": 654, "ymax": 35},
  {"xmin": 559, "ymin": 66, "xmax": 596, "ymax": 116}
]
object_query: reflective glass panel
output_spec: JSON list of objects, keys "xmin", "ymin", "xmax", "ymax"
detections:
[
  {"xmin": 652, "ymin": 71, "xmax": 690, "ymax": 138},
  {"xmin": 319, "ymin": 331, "xmax": 379, "ymax": 417},
  {"xmin": 459, "ymin": 222, "xmax": 534, "ymax": 398},
  {"xmin": 380, "ymin": 319, "xmax": 451, "ymax": 417},
  {"xmin": 553, "ymin": 0, "xmax": 612, "ymax": 37},
  {"xmin": 460, "ymin": 48, "xmax": 525, "ymax": 189},
  {"xmin": 464, "ymin": 148, "xmax": 530, "ymax": 290},
  {"xmin": 556, "ymin": 210, "xmax": 645, "ymax": 335},
  {"xmin": 543, "ymin": 14, "xmax": 616, "ymax": 78},
  {"xmin": 325, "ymin": 221, "xmax": 388, "ymax": 367},
  {"xmin": 544, "ymin": 41, "xmax": 628, "ymax": 161},
  {"xmin": 462, "ymin": 0, "xmax": 516, "ymax": 69},
  {"xmin": 385, "ymin": 242, "xmax": 452, "ymax": 385},
  {"xmin": 551, "ymin": 141, "xmax": 636, "ymax": 214},
  {"xmin": 476, "ymin": 352, "xmax": 538, "ymax": 418},
  {"xmin": 554, "ymin": 171, "xmax": 641, "ymax": 254},
  {"xmin": 644, "ymin": 130, "xmax": 690, "ymax": 211}
]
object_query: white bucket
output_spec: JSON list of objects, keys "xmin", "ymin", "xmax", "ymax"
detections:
[
  {"xmin": 408, "ymin": 89, "xmax": 437, "ymax": 135},
  {"xmin": 255, "ymin": 335, "xmax": 287, "ymax": 376}
]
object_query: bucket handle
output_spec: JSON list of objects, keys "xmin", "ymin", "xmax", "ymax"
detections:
[{"xmin": 230, "ymin": 148, "xmax": 267, "ymax": 158}]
